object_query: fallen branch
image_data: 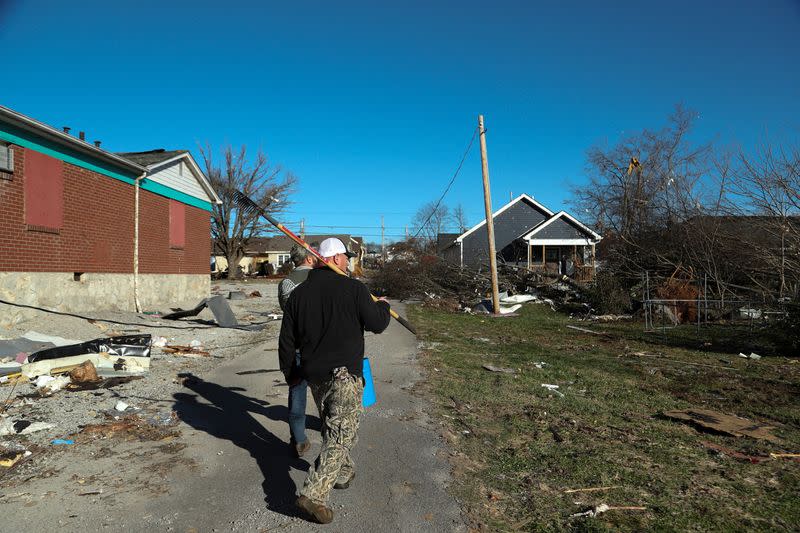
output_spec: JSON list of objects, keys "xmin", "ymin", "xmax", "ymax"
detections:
[{"xmin": 564, "ymin": 485, "xmax": 622, "ymax": 494}]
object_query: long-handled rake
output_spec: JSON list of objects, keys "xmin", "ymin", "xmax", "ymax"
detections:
[{"xmin": 232, "ymin": 190, "xmax": 417, "ymax": 335}]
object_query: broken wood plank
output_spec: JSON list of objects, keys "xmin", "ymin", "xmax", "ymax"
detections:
[{"xmin": 564, "ymin": 485, "xmax": 621, "ymax": 494}]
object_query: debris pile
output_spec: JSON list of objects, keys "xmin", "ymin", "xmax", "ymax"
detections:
[{"xmin": 371, "ymin": 256, "xmax": 592, "ymax": 315}]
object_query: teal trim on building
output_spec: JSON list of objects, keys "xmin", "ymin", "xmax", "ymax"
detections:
[
  {"xmin": 140, "ymin": 178, "xmax": 213, "ymax": 211},
  {"xmin": 0, "ymin": 121, "xmax": 213, "ymax": 212}
]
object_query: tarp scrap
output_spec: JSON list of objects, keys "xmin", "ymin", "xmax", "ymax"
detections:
[
  {"xmin": 28, "ymin": 335, "xmax": 151, "ymax": 363},
  {"xmin": 663, "ymin": 408, "xmax": 781, "ymax": 443}
]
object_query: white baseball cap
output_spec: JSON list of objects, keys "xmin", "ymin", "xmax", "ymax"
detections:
[{"xmin": 318, "ymin": 237, "xmax": 356, "ymax": 258}]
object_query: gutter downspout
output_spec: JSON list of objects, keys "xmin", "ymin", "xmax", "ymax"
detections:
[{"xmin": 133, "ymin": 172, "xmax": 146, "ymax": 312}]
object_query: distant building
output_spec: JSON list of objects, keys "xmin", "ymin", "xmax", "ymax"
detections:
[
  {"xmin": 213, "ymin": 234, "xmax": 365, "ymax": 275},
  {"xmin": 438, "ymin": 194, "xmax": 601, "ymax": 279},
  {"xmin": 0, "ymin": 105, "xmax": 220, "ymax": 326}
]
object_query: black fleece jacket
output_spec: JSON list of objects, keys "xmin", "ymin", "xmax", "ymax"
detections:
[{"xmin": 278, "ymin": 268, "xmax": 391, "ymax": 383}]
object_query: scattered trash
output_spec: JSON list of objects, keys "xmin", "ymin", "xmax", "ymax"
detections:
[
  {"xmin": 35, "ymin": 375, "xmax": 71, "ymax": 395},
  {"xmin": 533, "ymin": 361, "xmax": 547, "ymax": 369},
  {"xmin": 51, "ymin": 438, "xmax": 74, "ymax": 445},
  {"xmin": 0, "ymin": 450, "xmax": 25, "ymax": 467},
  {"xmin": 189, "ymin": 340, "xmax": 203, "ymax": 348},
  {"xmin": 566, "ymin": 325, "xmax": 610, "ymax": 336},
  {"xmin": 114, "ymin": 401, "xmax": 129, "ymax": 412},
  {"xmin": 589, "ymin": 314, "xmax": 633, "ymax": 322},
  {"xmin": 228, "ymin": 290, "xmax": 247, "ymax": 300},
  {"xmin": 482, "ymin": 364, "xmax": 516, "ymax": 374},
  {"xmin": 22, "ymin": 335, "xmax": 151, "ymax": 378},
  {"xmin": 248, "ymin": 290, "xmax": 262, "ymax": 298},
  {"xmin": 28, "ymin": 335, "xmax": 151, "ymax": 363},
  {"xmin": 499, "ymin": 294, "xmax": 536, "ymax": 304},
  {"xmin": 77, "ymin": 413, "xmax": 178, "ymax": 442},
  {"xmin": 151, "ymin": 336, "xmax": 168, "ymax": 348},
  {"xmin": 0, "ymin": 419, "xmax": 56, "ymax": 436},
  {"xmin": 738, "ymin": 352, "xmax": 762, "ymax": 360},
  {"xmin": 69, "ymin": 360, "xmax": 99, "ymax": 383},
  {"xmin": 570, "ymin": 504, "xmax": 646, "ymax": 519},
  {"xmin": 162, "ymin": 295, "xmax": 238, "ymax": 328},
  {"xmin": 267, "ymin": 313, "xmax": 282, "ymax": 321},
  {"xmin": 663, "ymin": 408, "xmax": 781, "ymax": 443},
  {"xmin": 700, "ymin": 440, "xmax": 766, "ymax": 463},
  {"xmin": 541, "ymin": 384, "xmax": 564, "ymax": 397},
  {"xmin": 162, "ymin": 345, "xmax": 210, "ymax": 357},
  {"xmin": 770, "ymin": 453, "xmax": 800, "ymax": 460}
]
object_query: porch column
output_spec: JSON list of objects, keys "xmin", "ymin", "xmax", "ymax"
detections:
[
  {"xmin": 542, "ymin": 245, "xmax": 546, "ymax": 267},
  {"xmin": 527, "ymin": 242, "xmax": 531, "ymax": 269},
  {"xmin": 591, "ymin": 244, "xmax": 596, "ymax": 268}
]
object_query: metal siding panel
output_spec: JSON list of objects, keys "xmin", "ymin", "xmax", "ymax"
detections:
[{"xmin": 148, "ymin": 161, "xmax": 209, "ymax": 202}]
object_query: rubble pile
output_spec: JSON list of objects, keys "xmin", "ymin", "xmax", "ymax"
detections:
[{"xmin": 370, "ymin": 256, "xmax": 593, "ymax": 315}]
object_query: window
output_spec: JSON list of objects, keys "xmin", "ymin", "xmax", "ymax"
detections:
[
  {"xmin": 277, "ymin": 254, "xmax": 290, "ymax": 266},
  {"xmin": 25, "ymin": 149, "xmax": 64, "ymax": 231},
  {"xmin": 0, "ymin": 143, "xmax": 13, "ymax": 176},
  {"xmin": 169, "ymin": 200, "xmax": 185, "ymax": 248}
]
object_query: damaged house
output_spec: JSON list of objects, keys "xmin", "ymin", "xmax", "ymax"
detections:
[
  {"xmin": 0, "ymin": 105, "xmax": 221, "ymax": 326},
  {"xmin": 438, "ymin": 194, "xmax": 601, "ymax": 279}
]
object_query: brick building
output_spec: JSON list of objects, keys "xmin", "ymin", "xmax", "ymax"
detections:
[{"xmin": 0, "ymin": 105, "xmax": 220, "ymax": 326}]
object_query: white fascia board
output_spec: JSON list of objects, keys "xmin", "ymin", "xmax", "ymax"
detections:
[
  {"xmin": 527, "ymin": 238, "xmax": 597, "ymax": 245},
  {"xmin": 148, "ymin": 152, "xmax": 222, "ymax": 204},
  {"xmin": 522, "ymin": 211, "xmax": 602, "ymax": 241},
  {"xmin": 0, "ymin": 105, "xmax": 146, "ymax": 173},
  {"xmin": 456, "ymin": 193, "xmax": 554, "ymax": 242}
]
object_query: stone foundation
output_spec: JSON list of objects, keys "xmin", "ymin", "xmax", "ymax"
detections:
[{"xmin": 0, "ymin": 272, "xmax": 210, "ymax": 328}]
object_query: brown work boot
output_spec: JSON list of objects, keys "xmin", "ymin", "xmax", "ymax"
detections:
[
  {"xmin": 296, "ymin": 495, "xmax": 334, "ymax": 524},
  {"xmin": 334, "ymin": 471, "xmax": 355, "ymax": 490},
  {"xmin": 294, "ymin": 440, "xmax": 310, "ymax": 458}
]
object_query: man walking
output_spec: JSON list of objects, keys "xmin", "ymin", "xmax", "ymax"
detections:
[
  {"xmin": 279, "ymin": 237, "xmax": 391, "ymax": 524},
  {"xmin": 277, "ymin": 243, "xmax": 318, "ymax": 457}
]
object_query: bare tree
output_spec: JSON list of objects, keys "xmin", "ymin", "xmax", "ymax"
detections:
[
  {"xmin": 202, "ymin": 145, "xmax": 297, "ymax": 279},
  {"xmin": 573, "ymin": 105, "xmax": 717, "ymax": 284},
  {"xmin": 411, "ymin": 201, "xmax": 451, "ymax": 250},
  {"xmin": 451, "ymin": 204, "xmax": 469, "ymax": 233},
  {"xmin": 725, "ymin": 141, "xmax": 800, "ymax": 298}
]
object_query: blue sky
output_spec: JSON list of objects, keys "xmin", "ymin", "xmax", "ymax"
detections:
[{"xmin": 1, "ymin": 0, "xmax": 798, "ymax": 243}]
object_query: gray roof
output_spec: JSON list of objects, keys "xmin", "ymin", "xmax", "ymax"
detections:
[{"xmin": 116, "ymin": 149, "xmax": 188, "ymax": 166}]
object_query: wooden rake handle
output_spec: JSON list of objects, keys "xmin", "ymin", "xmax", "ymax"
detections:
[{"xmin": 258, "ymin": 210, "xmax": 417, "ymax": 335}]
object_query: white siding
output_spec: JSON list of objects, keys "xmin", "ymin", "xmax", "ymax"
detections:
[{"xmin": 147, "ymin": 159, "xmax": 210, "ymax": 202}]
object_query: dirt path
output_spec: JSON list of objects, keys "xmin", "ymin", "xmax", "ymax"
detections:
[{"xmin": 2, "ymin": 300, "xmax": 465, "ymax": 532}]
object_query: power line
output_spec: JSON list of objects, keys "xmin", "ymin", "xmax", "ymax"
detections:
[{"xmin": 412, "ymin": 126, "xmax": 479, "ymax": 240}]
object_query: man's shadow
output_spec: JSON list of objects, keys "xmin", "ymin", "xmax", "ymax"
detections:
[{"xmin": 173, "ymin": 373, "xmax": 321, "ymax": 516}]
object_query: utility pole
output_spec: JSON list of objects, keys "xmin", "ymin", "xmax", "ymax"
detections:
[
  {"xmin": 479, "ymin": 115, "xmax": 501, "ymax": 315},
  {"xmin": 381, "ymin": 215, "xmax": 386, "ymax": 261},
  {"xmin": 300, "ymin": 218, "xmax": 305, "ymax": 240}
]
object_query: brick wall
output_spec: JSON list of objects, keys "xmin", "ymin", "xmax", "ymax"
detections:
[{"xmin": 0, "ymin": 145, "xmax": 210, "ymax": 275}]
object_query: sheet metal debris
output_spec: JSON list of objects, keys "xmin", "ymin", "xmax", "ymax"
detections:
[
  {"xmin": 161, "ymin": 295, "xmax": 238, "ymax": 327},
  {"xmin": 663, "ymin": 408, "xmax": 781, "ymax": 443},
  {"xmin": 482, "ymin": 364, "xmax": 516, "ymax": 374}
]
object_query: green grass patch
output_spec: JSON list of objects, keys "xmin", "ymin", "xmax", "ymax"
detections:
[{"xmin": 409, "ymin": 304, "xmax": 800, "ymax": 532}]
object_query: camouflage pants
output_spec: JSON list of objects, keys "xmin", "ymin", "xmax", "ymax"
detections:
[{"xmin": 300, "ymin": 367, "xmax": 364, "ymax": 505}]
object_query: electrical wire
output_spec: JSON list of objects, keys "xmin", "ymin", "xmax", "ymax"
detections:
[{"xmin": 411, "ymin": 127, "xmax": 479, "ymax": 240}]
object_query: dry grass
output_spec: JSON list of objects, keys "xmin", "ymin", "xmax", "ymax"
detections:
[{"xmin": 410, "ymin": 304, "xmax": 800, "ymax": 532}]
